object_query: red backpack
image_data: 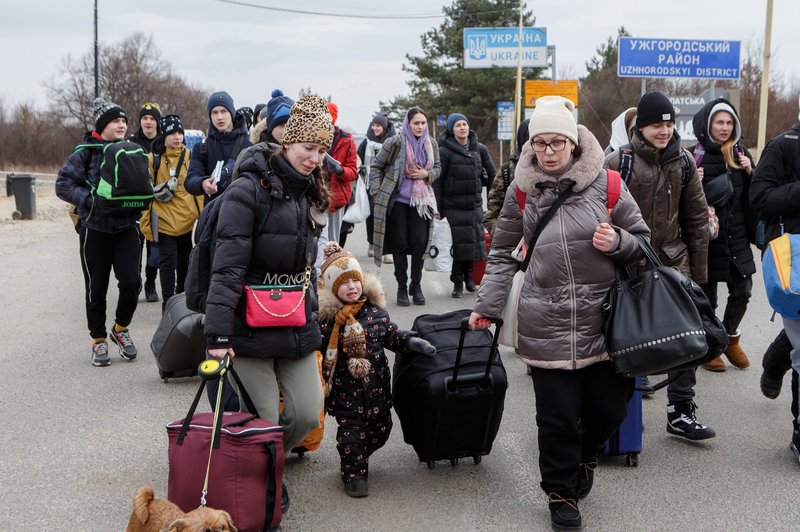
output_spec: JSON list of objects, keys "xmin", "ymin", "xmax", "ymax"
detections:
[{"xmin": 514, "ymin": 170, "xmax": 622, "ymax": 256}]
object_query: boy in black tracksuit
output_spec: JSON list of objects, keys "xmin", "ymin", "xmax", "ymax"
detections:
[
  {"xmin": 56, "ymin": 97, "xmax": 143, "ymax": 367},
  {"xmin": 317, "ymin": 242, "xmax": 434, "ymax": 497}
]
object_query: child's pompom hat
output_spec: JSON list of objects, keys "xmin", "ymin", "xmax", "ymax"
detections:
[{"xmin": 320, "ymin": 242, "xmax": 363, "ymax": 294}]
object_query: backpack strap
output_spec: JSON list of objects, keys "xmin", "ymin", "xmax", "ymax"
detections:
[
  {"xmin": 515, "ymin": 186, "xmax": 526, "ymax": 211},
  {"xmin": 618, "ymin": 145, "xmax": 634, "ymax": 184},
  {"xmin": 500, "ymin": 163, "xmax": 511, "ymax": 189},
  {"xmin": 606, "ymin": 170, "xmax": 621, "ymax": 216},
  {"xmin": 152, "ymin": 154, "xmax": 161, "ymax": 181},
  {"xmin": 679, "ymin": 149, "xmax": 691, "ymax": 188},
  {"xmin": 230, "ymin": 135, "xmax": 245, "ymax": 161}
]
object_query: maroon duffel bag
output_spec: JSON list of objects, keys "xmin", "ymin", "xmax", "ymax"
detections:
[{"xmin": 166, "ymin": 361, "xmax": 284, "ymax": 531}]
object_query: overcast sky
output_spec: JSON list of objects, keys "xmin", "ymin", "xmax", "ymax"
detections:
[{"xmin": 1, "ymin": 0, "xmax": 796, "ymax": 132}]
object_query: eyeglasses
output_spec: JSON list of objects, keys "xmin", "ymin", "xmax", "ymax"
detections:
[{"xmin": 531, "ymin": 139, "xmax": 568, "ymax": 152}]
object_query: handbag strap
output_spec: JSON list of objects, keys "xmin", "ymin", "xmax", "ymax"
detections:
[
  {"xmin": 520, "ymin": 187, "xmax": 574, "ymax": 272},
  {"xmin": 634, "ymin": 234, "xmax": 664, "ymax": 268}
]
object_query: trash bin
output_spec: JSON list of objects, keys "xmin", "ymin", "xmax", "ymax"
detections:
[{"xmin": 7, "ymin": 173, "xmax": 36, "ymax": 220}]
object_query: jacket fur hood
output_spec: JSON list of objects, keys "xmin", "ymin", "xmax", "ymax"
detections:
[
  {"xmin": 250, "ymin": 120, "xmax": 269, "ymax": 145},
  {"xmin": 318, "ymin": 272, "xmax": 386, "ymax": 322},
  {"xmin": 514, "ymin": 124, "xmax": 605, "ymax": 196}
]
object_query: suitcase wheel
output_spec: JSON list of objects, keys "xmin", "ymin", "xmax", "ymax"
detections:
[
  {"xmin": 427, "ymin": 461, "xmax": 435, "ymax": 470},
  {"xmin": 473, "ymin": 455, "xmax": 482, "ymax": 465},
  {"xmin": 625, "ymin": 454, "xmax": 639, "ymax": 467},
  {"xmin": 159, "ymin": 370, "xmax": 169, "ymax": 383},
  {"xmin": 450, "ymin": 458, "xmax": 458, "ymax": 467}
]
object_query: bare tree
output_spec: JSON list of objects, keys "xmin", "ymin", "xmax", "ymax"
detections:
[{"xmin": 45, "ymin": 32, "xmax": 210, "ymax": 132}]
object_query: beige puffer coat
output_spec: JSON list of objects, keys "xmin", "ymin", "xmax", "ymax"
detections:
[{"xmin": 473, "ymin": 125, "xmax": 650, "ymax": 369}]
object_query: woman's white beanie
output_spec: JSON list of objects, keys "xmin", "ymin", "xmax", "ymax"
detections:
[{"xmin": 528, "ymin": 96, "xmax": 578, "ymax": 144}]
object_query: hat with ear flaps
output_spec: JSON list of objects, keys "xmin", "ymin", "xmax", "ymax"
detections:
[{"xmin": 319, "ymin": 241, "xmax": 370, "ymax": 383}]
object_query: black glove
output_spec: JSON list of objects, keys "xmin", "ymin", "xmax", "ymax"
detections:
[
  {"xmin": 325, "ymin": 154, "xmax": 343, "ymax": 175},
  {"xmin": 408, "ymin": 336, "xmax": 435, "ymax": 355}
]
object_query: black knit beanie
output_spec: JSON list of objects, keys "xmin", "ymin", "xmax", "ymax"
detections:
[
  {"xmin": 139, "ymin": 102, "xmax": 162, "ymax": 123},
  {"xmin": 94, "ymin": 97, "xmax": 127, "ymax": 133},
  {"xmin": 161, "ymin": 114, "xmax": 184, "ymax": 136},
  {"xmin": 636, "ymin": 92, "xmax": 675, "ymax": 129}
]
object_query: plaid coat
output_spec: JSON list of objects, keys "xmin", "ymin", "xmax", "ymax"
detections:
[{"xmin": 368, "ymin": 133, "xmax": 441, "ymax": 266}]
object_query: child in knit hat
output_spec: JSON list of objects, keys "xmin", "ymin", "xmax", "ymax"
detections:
[{"xmin": 317, "ymin": 241, "xmax": 434, "ymax": 498}]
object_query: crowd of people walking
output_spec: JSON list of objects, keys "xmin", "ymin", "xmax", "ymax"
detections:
[{"xmin": 54, "ymin": 88, "xmax": 800, "ymax": 531}]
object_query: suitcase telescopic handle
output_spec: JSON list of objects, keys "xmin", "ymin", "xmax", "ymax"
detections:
[{"xmin": 451, "ymin": 317, "xmax": 503, "ymax": 388}]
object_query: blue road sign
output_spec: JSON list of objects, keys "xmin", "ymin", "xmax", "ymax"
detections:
[
  {"xmin": 437, "ymin": 113, "xmax": 446, "ymax": 127},
  {"xmin": 618, "ymin": 37, "xmax": 740, "ymax": 79},
  {"xmin": 464, "ymin": 27, "xmax": 548, "ymax": 68}
]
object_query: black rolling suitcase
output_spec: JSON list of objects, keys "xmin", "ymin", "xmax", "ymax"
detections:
[
  {"xmin": 150, "ymin": 293, "xmax": 207, "ymax": 382},
  {"xmin": 393, "ymin": 309, "xmax": 507, "ymax": 468}
]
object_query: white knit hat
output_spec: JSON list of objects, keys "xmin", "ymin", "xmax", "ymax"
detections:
[{"xmin": 528, "ymin": 96, "xmax": 578, "ymax": 145}]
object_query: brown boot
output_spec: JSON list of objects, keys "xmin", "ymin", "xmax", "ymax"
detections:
[
  {"xmin": 703, "ymin": 356, "xmax": 726, "ymax": 372},
  {"xmin": 724, "ymin": 330, "xmax": 750, "ymax": 369}
]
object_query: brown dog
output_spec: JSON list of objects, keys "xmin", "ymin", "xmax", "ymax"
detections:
[{"xmin": 125, "ymin": 485, "xmax": 237, "ymax": 532}]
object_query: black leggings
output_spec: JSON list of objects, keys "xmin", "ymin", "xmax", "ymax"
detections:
[{"xmin": 701, "ymin": 275, "xmax": 753, "ymax": 335}]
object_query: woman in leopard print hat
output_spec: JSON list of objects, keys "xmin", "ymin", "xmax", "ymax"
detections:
[{"xmin": 204, "ymin": 93, "xmax": 334, "ymax": 520}]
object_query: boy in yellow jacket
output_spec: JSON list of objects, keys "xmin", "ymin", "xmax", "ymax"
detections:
[{"xmin": 140, "ymin": 114, "xmax": 203, "ymax": 311}]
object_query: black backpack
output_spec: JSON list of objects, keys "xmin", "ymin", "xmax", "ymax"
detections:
[
  {"xmin": 78, "ymin": 140, "xmax": 154, "ymax": 215},
  {"xmin": 184, "ymin": 174, "xmax": 273, "ymax": 313},
  {"xmin": 618, "ymin": 144, "xmax": 692, "ymax": 188}
]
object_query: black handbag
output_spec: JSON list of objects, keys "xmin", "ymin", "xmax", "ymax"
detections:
[{"xmin": 602, "ymin": 237, "xmax": 727, "ymax": 377}]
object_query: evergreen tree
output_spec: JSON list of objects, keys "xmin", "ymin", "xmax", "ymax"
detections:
[{"xmin": 383, "ymin": 0, "xmax": 544, "ymax": 142}]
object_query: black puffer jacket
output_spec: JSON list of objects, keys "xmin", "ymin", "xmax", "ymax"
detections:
[
  {"xmin": 690, "ymin": 98, "xmax": 756, "ymax": 282},
  {"xmin": 751, "ymin": 122, "xmax": 800, "ymax": 244},
  {"xmin": 434, "ymin": 131, "xmax": 496, "ymax": 261},
  {"xmin": 204, "ymin": 146, "xmax": 324, "ymax": 359}
]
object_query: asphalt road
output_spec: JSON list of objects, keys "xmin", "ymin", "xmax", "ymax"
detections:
[{"xmin": 0, "ymin": 184, "xmax": 797, "ymax": 531}]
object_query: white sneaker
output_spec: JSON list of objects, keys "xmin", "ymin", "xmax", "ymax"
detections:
[
  {"xmin": 383, "ymin": 254, "xmax": 393, "ymax": 264},
  {"xmin": 368, "ymin": 244, "xmax": 374, "ymax": 257}
]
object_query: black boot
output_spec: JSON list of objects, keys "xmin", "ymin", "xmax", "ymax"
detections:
[
  {"xmin": 344, "ymin": 475, "xmax": 369, "ymax": 498},
  {"xmin": 576, "ymin": 460, "xmax": 596, "ymax": 499},
  {"xmin": 451, "ymin": 281, "xmax": 464, "ymax": 298},
  {"xmin": 409, "ymin": 282, "xmax": 426, "ymax": 305},
  {"xmin": 144, "ymin": 266, "xmax": 159, "ymax": 302},
  {"xmin": 548, "ymin": 494, "xmax": 581, "ymax": 530},
  {"xmin": 761, "ymin": 329, "xmax": 793, "ymax": 399},
  {"xmin": 464, "ymin": 276, "xmax": 477, "ymax": 292},
  {"xmin": 397, "ymin": 286, "xmax": 410, "ymax": 307}
]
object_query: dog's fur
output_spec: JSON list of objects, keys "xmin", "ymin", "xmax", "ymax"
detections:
[{"xmin": 125, "ymin": 485, "xmax": 237, "ymax": 532}]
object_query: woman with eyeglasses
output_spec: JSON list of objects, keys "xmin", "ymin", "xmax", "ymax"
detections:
[{"xmin": 469, "ymin": 97, "xmax": 649, "ymax": 531}]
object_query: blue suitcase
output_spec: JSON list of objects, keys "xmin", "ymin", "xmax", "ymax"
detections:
[{"xmin": 604, "ymin": 376, "xmax": 644, "ymax": 466}]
